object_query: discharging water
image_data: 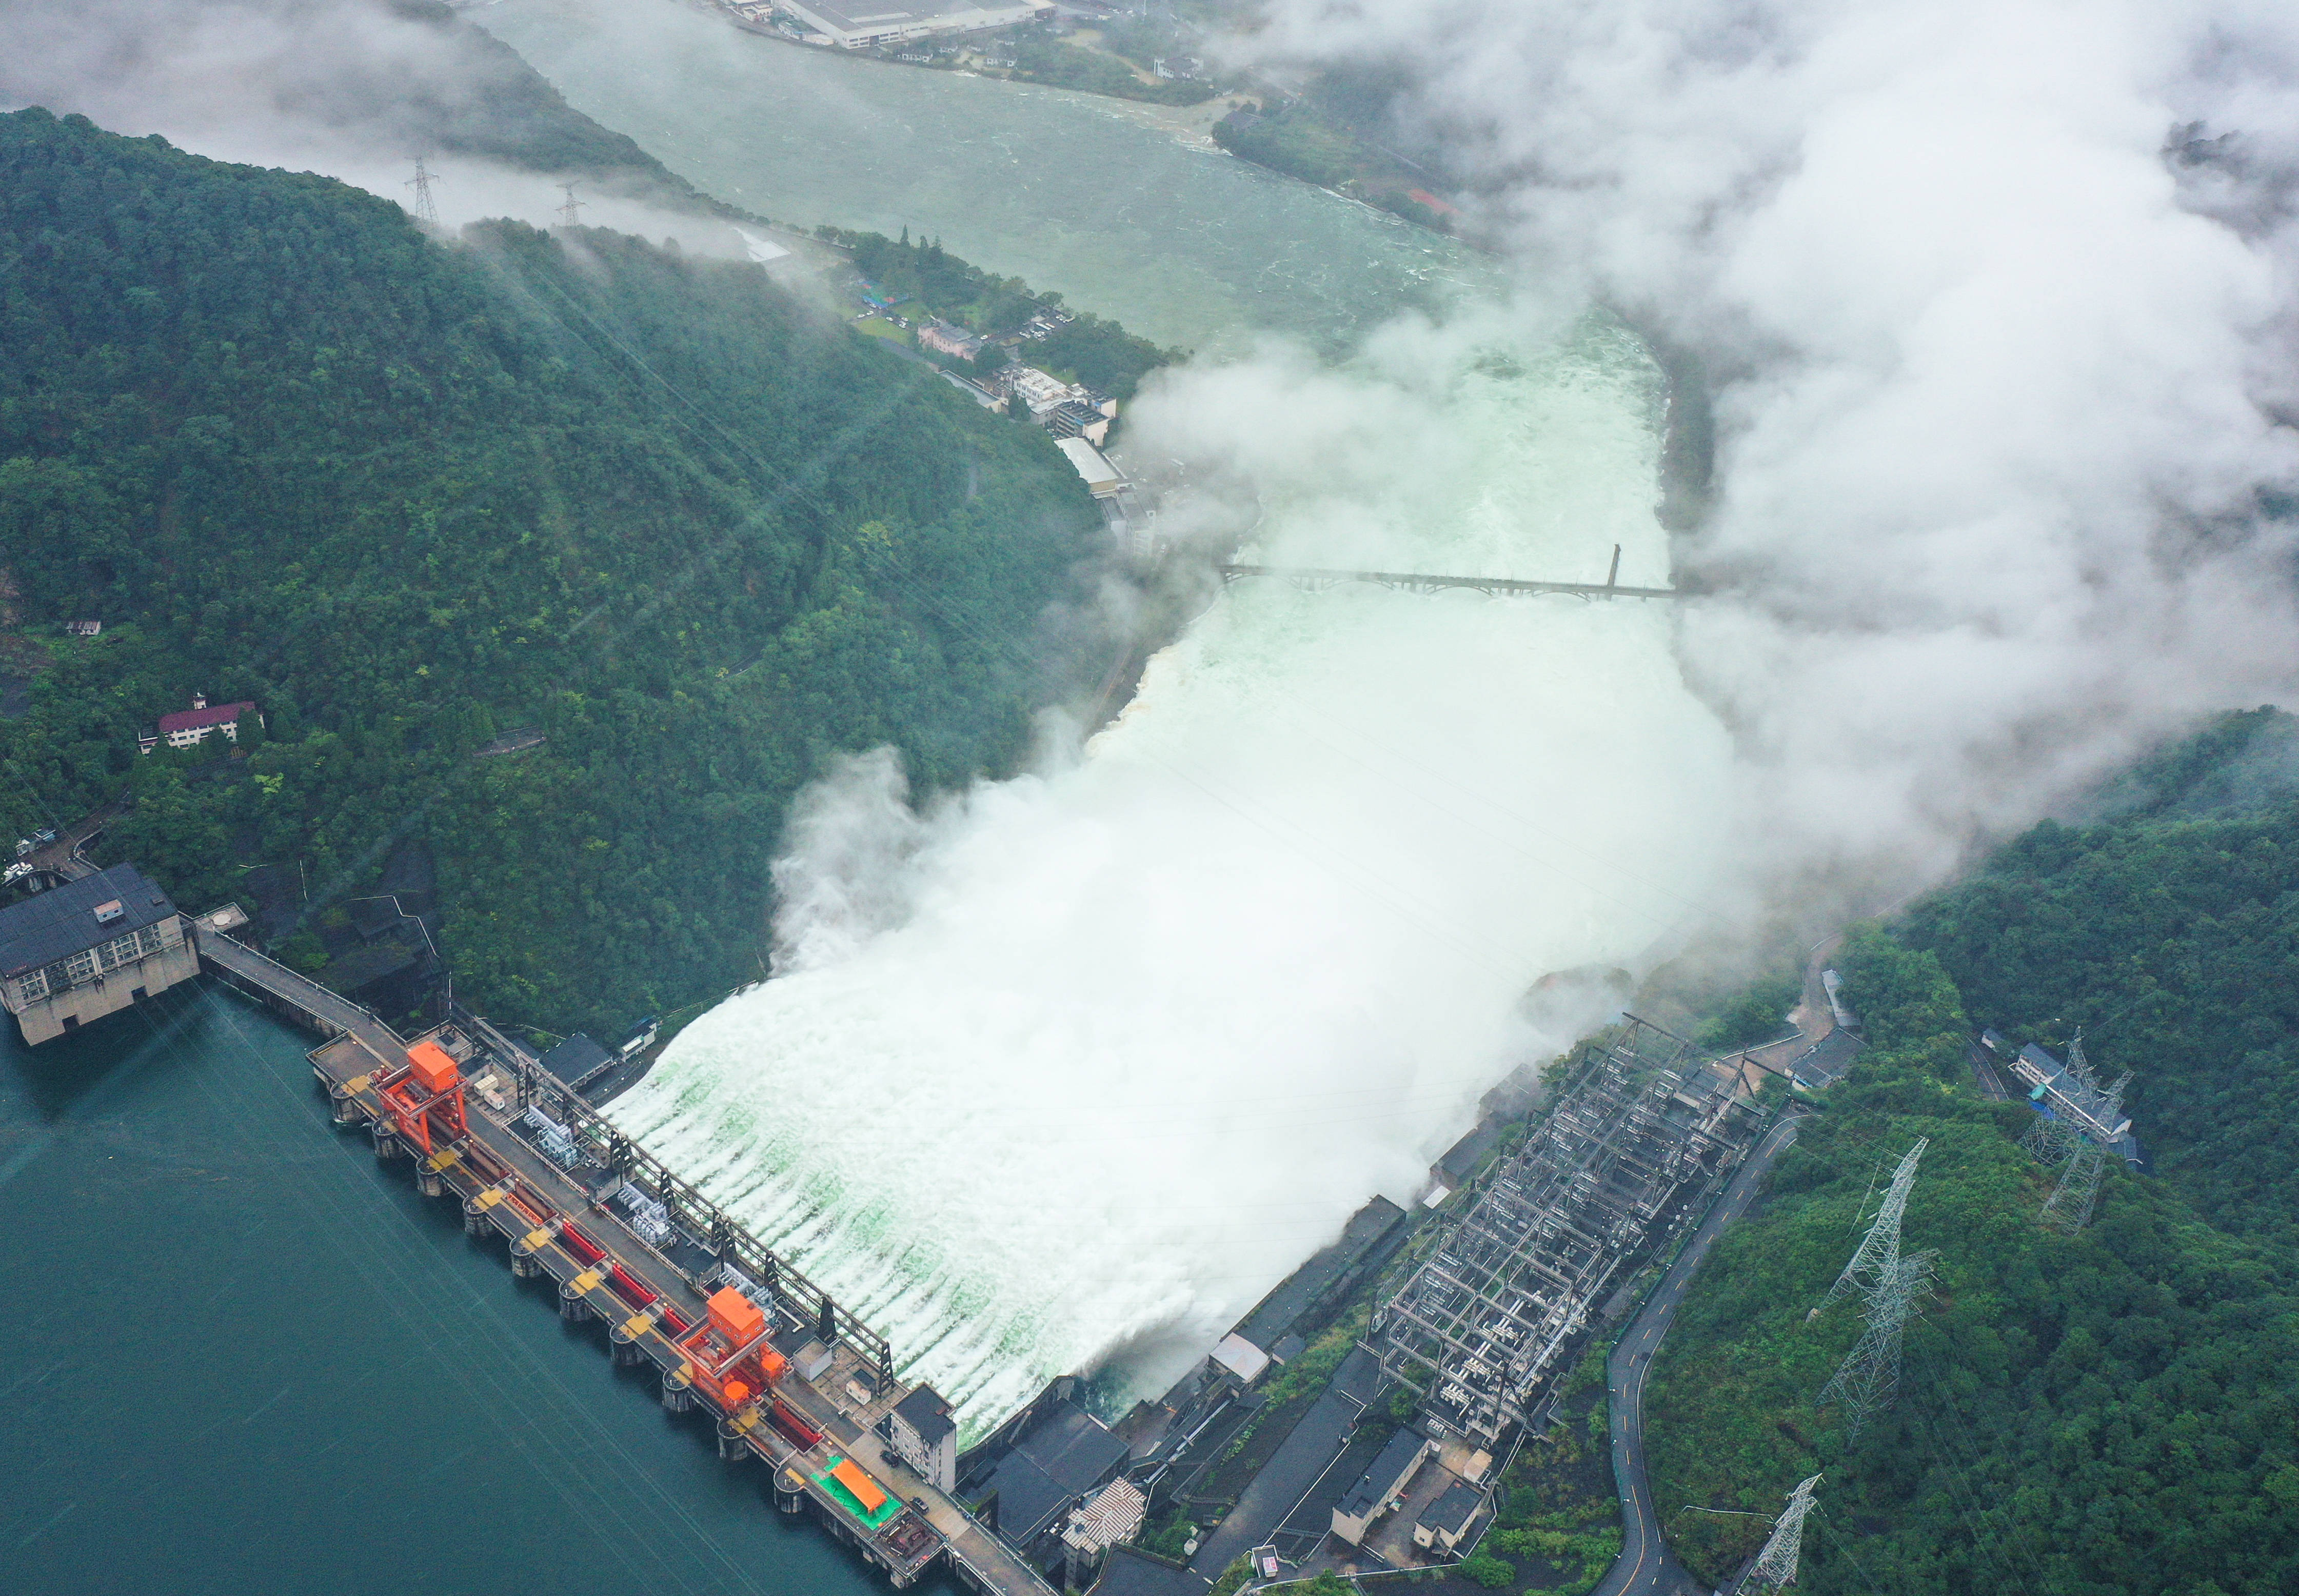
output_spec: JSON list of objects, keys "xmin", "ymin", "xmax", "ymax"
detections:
[{"xmin": 611, "ymin": 317, "xmax": 1731, "ymax": 1433}]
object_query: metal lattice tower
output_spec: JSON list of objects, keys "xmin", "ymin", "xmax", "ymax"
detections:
[
  {"xmin": 1743, "ymin": 1473, "xmax": 1823, "ymax": 1591},
  {"xmin": 2021, "ymin": 1034, "xmax": 2127, "ymax": 1233},
  {"xmin": 2040, "ymin": 1140, "xmax": 2107, "ymax": 1232},
  {"xmin": 1372, "ymin": 1019, "xmax": 1768, "ymax": 1445},
  {"xmin": 1823, "ymin": 1138, "xmax": 1927, "ymax": 1309},
  {"xmin": 405, "ymin": 158, "xmax": 441, "ymax": 228},
  {"xmin": 1816, "ymin": 1249, "xmax": 1936, "ymax": 1438},
  {"xmin": 2020, "ymin": 1111, "xmax": 2080, "ymax": 1165},
  {"xmin": 557, "ymin": 182, "xmax": 586, "ymax": 229}
]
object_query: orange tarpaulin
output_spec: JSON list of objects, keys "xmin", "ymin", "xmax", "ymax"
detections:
[{"xmin": 829, "ymin": 1458, "xmax": 887, "ymax": 1515}]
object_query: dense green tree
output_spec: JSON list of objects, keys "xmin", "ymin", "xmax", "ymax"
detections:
[{"xmin": 0, "ymin": 108, "xmax": 1106, "ymax": 1040}]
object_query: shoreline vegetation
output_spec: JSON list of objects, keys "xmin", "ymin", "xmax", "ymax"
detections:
[{"xmin": 707, "ymin": 3, "xmax": 1468, "ymax": 236}]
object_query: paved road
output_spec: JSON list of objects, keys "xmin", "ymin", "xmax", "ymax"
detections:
[{"xmin": 1593, "ymin": 1109, "xmax": 1810, "ymax": 1596}]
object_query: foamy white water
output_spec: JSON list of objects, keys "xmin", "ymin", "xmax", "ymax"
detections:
[{"xmin": 611, "ymin": 315, "xmax": 1732, "ymax": 1434}]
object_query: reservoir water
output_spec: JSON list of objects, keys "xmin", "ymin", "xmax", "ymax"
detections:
[
  {"xmin": 481, "ymin": 0, "xmax": 1502, "ymax": 353},
  {"xmin": 0, "ymin": 988, "xmax": 946, "ymax": 1595}
]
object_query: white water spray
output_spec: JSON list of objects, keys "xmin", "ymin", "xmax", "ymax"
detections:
[{"xmin": 612, "ymin": 315, "xmax": 1731, "ymax": 1433}]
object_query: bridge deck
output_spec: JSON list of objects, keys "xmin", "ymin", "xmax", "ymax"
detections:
[{"xmin": 1216, "ymin": 563, "xmax": 1681, "ymax": 601}]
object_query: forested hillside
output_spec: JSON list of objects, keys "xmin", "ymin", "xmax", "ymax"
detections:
[
  {"xmin": 0, "ymin": 109, "xmax": 1105, "ymax": 1040},
  {"xmin": 1643, "ymin": 713, "xmax": 2299, "ymax": 1595}
]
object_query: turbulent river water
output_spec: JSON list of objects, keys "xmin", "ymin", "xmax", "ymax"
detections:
[{"xmin": 612, "ymin": 321, "xmax": 1729, "ymax": 1431}]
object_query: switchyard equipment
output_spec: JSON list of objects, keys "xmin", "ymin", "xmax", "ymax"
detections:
[{"xmin": 1372, "ymin": 1018, "xmax": 1767, "ymax": 1447}]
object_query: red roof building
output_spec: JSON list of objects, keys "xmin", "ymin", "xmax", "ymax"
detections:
[{"xmin": 140, "ymin": 694, "xmax": 261, "ymax": 754}]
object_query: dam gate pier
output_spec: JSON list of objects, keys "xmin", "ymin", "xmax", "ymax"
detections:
[{"xmin": 190, "ymin": 920, "xmax": 1057, "ymax": 1596}]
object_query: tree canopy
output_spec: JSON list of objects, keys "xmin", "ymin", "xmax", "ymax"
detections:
[{"xmin": 0, "ymin": 107, "xmax": 1106, "ymax": 1041}]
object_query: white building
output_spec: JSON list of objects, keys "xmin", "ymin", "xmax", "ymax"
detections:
[
  {"xmin": 886, "ymin": 1384, "xmax": 958, "ymax": 1489},
  {"xmin": 1056, "ymin": 437, "xmax": 1125, "ymax": 499},
  {"xmin": 139, "ymin": 692, "xmax": 261, "ymax": 754}
]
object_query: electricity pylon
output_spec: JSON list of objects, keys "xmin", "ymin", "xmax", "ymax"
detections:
[
  {"xmin": 1817, "ymin": 1249, "xmax": 1936, "ymax": 1439},
  {"xmin": 2041, "ymin": 1140, "xmax": 2107, "ymax": 1232},
  {"xmin": 2023, "ymin": 1034, "xmax": 2127, "ymax": 1234},
  {"xmin": 1743, "ymin": 1473, "xmax": 1822, "ymax": 1591},
  {"xmin": 1824, "ymin": 1138, "xmax": 1927, "ymax": 1308},
  {"xmin": 405, "ymin": 157, "xmax": 441, "ymax": 228},
  {"xmin": 557, "ymin": 182, "xmax": 586, "ymax": 229}
]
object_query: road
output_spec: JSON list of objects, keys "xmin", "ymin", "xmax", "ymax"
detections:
[{"xmin": 1592, "ymin": 1109, "xmax": 1810, "ymax": 1596}]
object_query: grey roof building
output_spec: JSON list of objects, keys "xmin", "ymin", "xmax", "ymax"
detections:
[
  {"xmin": 539, "ymin": 1033, "xmax": 615, "ymax": 1092},
  {"xmin": 0, "ymin": 865, "xmax": 199, "ymax": 1044},
  {"xmin": 1332, "ymin": 1427, "xmax": 1433, "ymax": 1545},
  {"xmin": 990, "ymin": 1400, "xmax": 1130, "ymax": 1557}
]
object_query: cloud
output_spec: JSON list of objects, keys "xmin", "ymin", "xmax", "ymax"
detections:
[
  {"xmin": 0, "ymin": 0, "xmax": 755, "ymax": 248},
  {"xmin": 1243, "ymin": 0, "xmax": 2299, "ymax": 897}
]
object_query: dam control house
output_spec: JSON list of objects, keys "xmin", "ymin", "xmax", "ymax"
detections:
[{"xmin": 0, "ymin": 865, "xmax": 196, "ymax": 1043}]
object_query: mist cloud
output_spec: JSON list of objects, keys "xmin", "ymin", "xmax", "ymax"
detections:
[{"xmin": 1245, "ymin": 0, "xmax": 2299, "ymax": 900}]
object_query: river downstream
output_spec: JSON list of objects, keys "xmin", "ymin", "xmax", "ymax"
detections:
[{"xmin": 482, "ymin": 0, "xmax": 1502, "ymax": 353}]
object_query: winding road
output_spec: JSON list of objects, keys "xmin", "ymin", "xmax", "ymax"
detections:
[{"xmin": 1592, "ymin": 1108, "xmax": 1811, "ymax": 1596}]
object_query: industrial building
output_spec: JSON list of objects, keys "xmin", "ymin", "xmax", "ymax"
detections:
[
  {"xmin": 886, "ymin": 1384, "xmax": 959, "ymax": 1489},
  {"xmin": 980, "ymin": 1399, "xmax": 1131, "ymax": 1570},
  {"xmin": 765, "ymin": 0, "xmax": 1051, "ymax": 50},
  {"xmin": 1331, "ymin": 1427, "xmax": 1433, "ymax": 1545},
  {"xmin": 0, "ymin": 865, "xmax": 197, "ymax": 1043},
  {"xmin": 1057, "ymin": 437, "xmax": 1125, "ymax": 499}
]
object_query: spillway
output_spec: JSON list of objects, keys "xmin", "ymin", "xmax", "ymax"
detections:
[{"xmin": 609, "ymin": 315, "xmax": 1733, "ymax": 1435}]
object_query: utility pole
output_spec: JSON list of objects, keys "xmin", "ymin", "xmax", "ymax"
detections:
[
  {"xmin": 556, "ymin": 182, "xmax": 586, "ymax": 229},
  {"xmin": 1742, "ymin": 1473, "xmax": 1822, "ymax": 1591},
  {"xmin": 1824, "ymin": 1138, "xmax": 1926, "ymax": 1309},
  {"xmin": 405, "ymin": 157, "xmax": 441, "ymax": 229}
]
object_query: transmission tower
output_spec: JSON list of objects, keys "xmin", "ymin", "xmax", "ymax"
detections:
[
  {"xmin": 556, "ymin": 182, "xmax": 587, "ymax": 229},
  {"xmin": 405, "ymin": 157, "xmax": 441, "ymax": 228},
  {"xmin": 1824, "ymin": 1138, "xmax": 1927, "ymax": 1308},
  {"xmin": 2041, "ymin": 1140, "xmax": 2107, "ymax": 1232},
  {"xmin": 1742, "ymin": 1473, "xmax": 1822, "ymax": 1592},
  {"xmin": 2021, "ymin": 1033, "xmax": 2128, "ymax": 1233},
  {"xmin": 1817, "ymin": 1249, "xmax": 1936, "ymax": 1438}
]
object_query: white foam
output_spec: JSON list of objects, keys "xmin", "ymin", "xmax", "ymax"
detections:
[{"xmin": 611, "ymin": 318, "xmax": 1731, "ymax": 1433}]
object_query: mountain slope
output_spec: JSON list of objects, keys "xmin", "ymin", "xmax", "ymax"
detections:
[{"xmin": 0, "ymin": 107, "xmax": 1105, "ymax": 1038}]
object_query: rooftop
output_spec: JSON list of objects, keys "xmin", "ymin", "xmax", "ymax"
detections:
[
  {"xmin": 894, "ymin": 1383, "xmax": 956, "ymax": 1447},
  {"xmin": 1419, "ymin": 1478, "xmax": 1482, "ymax": 1537},
  {"xmin": 157, "ymin": 700, "xmax": 255, "ymax": 735},
  {"xmin": 993, "ymin": 1400, "xmax": 1128, "ymax": 1544},
  {"xmin": 0, "ymin": 864, "xmax": 176, "ymax": 977},
  {"xmin": 1233, "ymin": 1195, "xmax": 1406, "ymax": 1354},
  {"xmin": 1337, "ymin": 1427, "xmax": 1428, "ymax": 1520},
  {"xmin": 539, "ymin": 1033, "xmax": 615, "ymax": 1090}
]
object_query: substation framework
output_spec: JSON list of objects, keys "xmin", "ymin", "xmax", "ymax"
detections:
[{"xmin": 1373, "ymin": 1018, "xmax": 1768, "ymax": 1446}]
